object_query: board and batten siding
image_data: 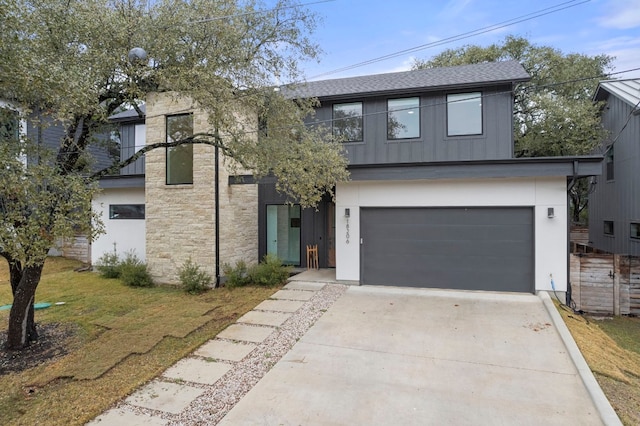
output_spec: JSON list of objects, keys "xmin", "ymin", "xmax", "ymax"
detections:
[
  {"xmin": 119, "ymin": 122, "xmax": 146, "ymax": 175},
  {"xmin": 311, "ymin": 85, "xmax": 514, "ymax": 165},
  {"xmin": 589, "ymin": 92, "xmax": 640, "ymax": 256}
]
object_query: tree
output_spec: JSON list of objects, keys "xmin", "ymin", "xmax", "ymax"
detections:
[
  {"xmin": 412, "ymin": 36, "xmax": 613, "ymax": 222},
  {"xmin": 0, "ymin": 0, "xmax": 348, "ymax": 349}
]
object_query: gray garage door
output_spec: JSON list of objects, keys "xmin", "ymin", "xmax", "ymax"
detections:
[{"xmin": 360, "ymin": 207, "xmax": 534, "ymax": 292}]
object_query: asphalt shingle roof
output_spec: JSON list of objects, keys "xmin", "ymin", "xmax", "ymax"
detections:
[
  {"xmin": 109, "ymin": 104, "xmax": 146, "ymax": 122},
  {"xmin": 282, "ymin": 60, "xmax": 530, "ymax": 99}
]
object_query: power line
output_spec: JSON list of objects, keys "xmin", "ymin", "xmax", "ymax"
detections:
[{"xmin": 307, "ymin": 0, "xmax": 591, "ymax": 80}]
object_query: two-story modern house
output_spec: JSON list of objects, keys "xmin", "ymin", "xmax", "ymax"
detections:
[
  {"xmin": 91, "ymin": 61, "xmax": 603, "ymax": 294},
  {"xmin": 261, "ymin": 61, "xmax": 602, "ymax": 294},
  {"xmin": 589, "ymin": 79, "xmax": 640, "ymax": 256}
]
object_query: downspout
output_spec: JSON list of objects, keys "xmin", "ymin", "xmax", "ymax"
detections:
[
  {"xmin": 566, "ymin": 160, "xmax": 579, "ymax": 305},
  {"xmin": 214, "ymin": 127, "xmax": 221, "ymax": 288}
]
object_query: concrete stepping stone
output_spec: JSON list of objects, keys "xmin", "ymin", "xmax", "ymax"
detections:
[
  {"xmin": 284, "ymin": 281, "xmax": 325, "ymax": 291},
  {"xmin": 217, "ymin": 324, "xmax": 275, "ymax": 343},
  {"xmin": 271, "ymin": 289, "xmax": 314, "ymax": 301},
  {"xmin": 88, "ymin": 408, "xmax": 167, "ymax": 425},
  {"xmin": 126, "ymin": 380, "xmax": 205, "ymax": 414},
  {"xmin": 163, "ymin": 358, "xmax": 231, "ymax": 385},
  {"xmin": 254, "ymin": 299, "xmax": 305, "ymax": 313},
  {"xmin": 237, "ymin": 310, "xmax": 291, "ymax": 327},
  {"xmin": 195, "ymin": 339, "xmax": 256, "ymax": 362}
]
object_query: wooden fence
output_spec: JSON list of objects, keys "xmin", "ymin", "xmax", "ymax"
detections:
[{"xmin": 570, "ymin": 253, "xmax": 640, "ymax": 315}]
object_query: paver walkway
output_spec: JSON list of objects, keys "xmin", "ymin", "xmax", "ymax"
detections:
[{"xmin": 88, "ymin": 280, "xmax": 333, "ymax": 425}]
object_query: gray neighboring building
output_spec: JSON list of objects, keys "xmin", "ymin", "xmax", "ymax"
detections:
[{"xmin": 589, "ymin": 79, "xmax": 640, "ymax": 256}]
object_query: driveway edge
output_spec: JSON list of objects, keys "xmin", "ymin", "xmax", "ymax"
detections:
[{"xmin": 539, "ymin": 291, "xmax": 622, "ymax": 426}]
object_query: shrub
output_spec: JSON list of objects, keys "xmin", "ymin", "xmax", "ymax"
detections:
[
  {"xmin": 178, "ymin": 257, "xmax": 212, "ymax": 294},
  {"xmin": 119, "ymin": 251, "xmax": 154, "ymax": 288},
  {"xmin": 247, "ymin": 254, "xmax": 291, "ymax": 287},
  {"xmin": 96, "ymin": 248, "xmax": 121, "ymax": 279},
  {"xmin": 222, "ymin": 259, "xmax": 250, "ymax": 288}
]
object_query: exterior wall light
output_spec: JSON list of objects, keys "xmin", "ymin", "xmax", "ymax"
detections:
[
  {"xmin": 548, "ymin": 207, "xmax": 555, "ymax": 219},
  {"xmin": 345, "ymin": 208, "xmax": 350, "ymax": 218}
]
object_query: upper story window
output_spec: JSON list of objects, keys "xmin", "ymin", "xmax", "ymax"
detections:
[
  {"xmin": 166, "ymin": 114, "xmax": 193, "ymax": 185},
  {"xmin": 605, "ymin": 145, "xmax": 614, "ymax": 181},
  {"xmin": 332, "ymin": 102, "xmax": 363, "ymax": 142},
  {"xmin": 631, "ymin": 223, "xmax": 640, "ymax": 240},
  {"xmin": 447, "ymin": 92, "xmax": 482, "ymax": 136},
  {"xmin": 604, "ymin": 220, "xmax": 614, "ymax": 236},
  {"xmin": 387, "ymin": 97, "xmax": 420, "ymax": 140}
]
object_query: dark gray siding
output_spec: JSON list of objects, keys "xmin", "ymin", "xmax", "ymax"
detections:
[
  {"xmin": 26, "ymin": 116, "xmax": 115, "ymax": 172},
  {"xmin": 258, "ymin": 183, "xmax": 332, "ymax": 268},
  {"xmin": 119, "ymin": 122, "xmax": 145, "ymax": 175},
  {"xmin": 26, "ymin": 117, "xmax": 65, "ymax": 166},
  {"xmin": 360, "ymin": 207, "xmax": 535, "ymax": 292},
  {"xmin": 310, "ymin": 84, "xmax": 514, "ymax": 164},
  {"xmin": 589, "ymin": 94, "xmax": 640, "ymax": 255}
]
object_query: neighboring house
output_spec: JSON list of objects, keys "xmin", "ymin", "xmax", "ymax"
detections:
[
  {"xmin": 92, "ymin": 61, "xmax": 603, "ymax": 293},
  {"xmin": 589, "ymin": 79, "xmax": 640, "ymax": 256}
]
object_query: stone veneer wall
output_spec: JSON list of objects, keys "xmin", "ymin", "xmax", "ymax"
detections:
[{"xmin": 145, "ymin": 92, "xmax": 258, "ymax": 283}]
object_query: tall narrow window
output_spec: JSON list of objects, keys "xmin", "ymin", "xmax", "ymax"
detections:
[
  {"xmin": 447, "ymin": 92, "xmax": 482, "ymax": 136},
  {"xmin": 388, "ymin": 97, "xmax": 420, "ymax": 139},
  {"xmin": 605, "ymin": 146, "xmax": 614, "ymax": 181},
  {"xmin": 333, "ymin": 102, "xmax": 363, "ymax": 142},
  {"xmin": 166, "ymin": 114, "xmax": 193, "ymax": 185},
  {"xmin": 266, "ymin": 204, "xmax": 301, "ymax": 265}
]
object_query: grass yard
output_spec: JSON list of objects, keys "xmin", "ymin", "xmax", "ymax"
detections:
[
  {"xmin": 557, "ymin": 304, "xmax": 640, "ymax": 426},
  {"xmin": 0, "ymin": 257, "xmax": 280, "ymax": 425}
]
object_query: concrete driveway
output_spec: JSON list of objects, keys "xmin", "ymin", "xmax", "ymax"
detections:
[{"xmin": 219, "ymin": 286, "xmax": 615, "ymax": 425}]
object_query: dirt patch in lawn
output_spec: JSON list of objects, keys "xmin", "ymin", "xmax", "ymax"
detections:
[{"xmin": 0, "ymin": 323, "xmax": 79, "ymax": 376}]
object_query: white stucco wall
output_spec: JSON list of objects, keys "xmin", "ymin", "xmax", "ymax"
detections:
[
  {"xmin": 91, "ymin": 188, "xmax": 146, "ymax": 265},
  {"xmin": 335, "ymin": 177, "xmax": 568, "ymax": 292}
]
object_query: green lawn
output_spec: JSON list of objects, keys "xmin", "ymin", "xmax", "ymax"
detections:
[{"xmin": 0, "ymin": 257, "xmax": 279, "ymax": 425}]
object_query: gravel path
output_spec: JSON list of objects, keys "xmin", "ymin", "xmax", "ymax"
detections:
[{"xmin": 106, "ymin": 283, "xmax": 347, "ymax": 425}]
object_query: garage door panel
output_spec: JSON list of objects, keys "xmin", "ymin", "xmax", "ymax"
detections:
[
  {"xmin": 374, "ymin": 238, "xmax": 532, "ymax": 259},
  {"xmin": 361, "ymin": 207, "xmax": 534, "ymax": 292}
]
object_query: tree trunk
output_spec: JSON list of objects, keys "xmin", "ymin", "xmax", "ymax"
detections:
[{"xmin": 6, "ymin": 264, "xmax": 44, "ymax": 349}]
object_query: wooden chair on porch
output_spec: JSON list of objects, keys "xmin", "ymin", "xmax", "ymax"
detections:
[{"xmin": 306, "ymin": 244, "xmax": 319, "ymax": 270}]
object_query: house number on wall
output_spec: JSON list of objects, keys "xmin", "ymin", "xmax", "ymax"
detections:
[{"xmin": 346, "ymin": 219, "xmax": 350, "ymax": 244}]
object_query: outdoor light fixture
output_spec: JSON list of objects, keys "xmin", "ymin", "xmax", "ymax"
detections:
[
  {"xmin": 345, "ymin": 208, "xmax": 350, "ymax": 218},
  {"xmin": 548, "ymin": 207, "xmax": 555, "ymax": 219}
]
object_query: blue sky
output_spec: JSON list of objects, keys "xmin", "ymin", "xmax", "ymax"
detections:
[{"xmin": 290, "ymin": 0, "xmax": 640, "ymax": 81}]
